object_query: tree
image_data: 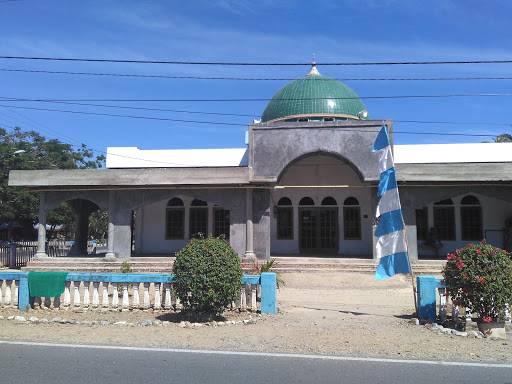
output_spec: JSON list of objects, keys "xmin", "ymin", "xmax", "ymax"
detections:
[
  {"xmin": 494, "ymin": 133, "xmax": 512, "ymax": 143},
  {"xmin": 89, "ymin": 209, "xmax": 108, "ymax": 241},
  {"xmin": 0, "ymin": 127, "xmax": 105, "ymax": 240},
  {"xmin": 47, "ymin": 202, "xmax": 75, "ymax": 239}
]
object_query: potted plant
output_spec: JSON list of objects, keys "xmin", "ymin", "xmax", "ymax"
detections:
[{"xmin": 442, "ymin": 240, "xmax": 512, "ymax": 339}]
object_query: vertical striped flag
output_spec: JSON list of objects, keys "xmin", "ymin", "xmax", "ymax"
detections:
[{"xmin": 373, "ymin": 124, "xmax": 411, "ymax": 280}]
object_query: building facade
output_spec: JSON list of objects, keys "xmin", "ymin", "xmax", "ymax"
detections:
[{"xmin": 9, "ymin": 64, "xmax": 512, "ymax": 263}]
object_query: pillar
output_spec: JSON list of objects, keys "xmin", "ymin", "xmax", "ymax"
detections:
[
  {"xmin": 70, "ymin": 209, "xmax": 89, "ymax": 255},
  {"xmin": 34, "ymin": 192, "xmax": 48, "ymax": 259},
  {"xmin": 245, "ymin": 188, "xmax": 256, "ymax": 260},
  {"xmin": 105, "ymin": 190, "xmax": 116, "ymax": 259}
]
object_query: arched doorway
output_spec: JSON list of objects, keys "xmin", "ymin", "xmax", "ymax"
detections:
[{"xmin": 271, "ymin": 153, "xmax": 371, "ymax": 256}]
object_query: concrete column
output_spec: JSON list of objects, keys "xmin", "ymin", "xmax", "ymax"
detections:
[
  {"xmin": 245, "ymin": 188, "xmax": 256, "ymax": 260},
  {"xmin": 111, "ymin": 209, "xmax": 132, "ymax": 259},
  {"xmin": 208, "ymin": 205, "xmax": 214, "ymax": 236},
  {"xmin": 105, "ymin": 191, "xmax": 116, "ymax": 259},
  {"xmin": 34, "ymin": 192, "xmax": 48, "ymax": 259},
  {"xmin": 70, "ymin": 210, "xmax": 88, "ymax": 255}
]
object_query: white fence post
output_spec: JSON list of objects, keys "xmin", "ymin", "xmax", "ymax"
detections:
[
  {"xmin": 438, "ymin": 287, "xmax": 447, "ymax": 323},
  {"xmin": 122, "ymin": 283, "xmax": 129, "ymax": 312},
  {"xmin": 132, "ymin": 283, "xmax": 140, "ymax": 310}
]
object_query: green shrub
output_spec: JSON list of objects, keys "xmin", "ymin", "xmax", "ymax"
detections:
[
  {"xmin": 118, "ymin": 261, "xmax": 133, "ymax": 292},
  {"xmin": 172, "ymin": 235, "xmax": 243, "ymax": 315},
  {"xmin": 443, "ymin": 240, "xmax": 512, "ymax": 321},
  {"xmin": 252, "ymin": 258, "xmax": 285, "ymax": 289}
]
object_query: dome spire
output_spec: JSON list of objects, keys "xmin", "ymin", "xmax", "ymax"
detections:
[{"xmin": 307, "ymin": 54, "xmax": 321, "ymax": 76}]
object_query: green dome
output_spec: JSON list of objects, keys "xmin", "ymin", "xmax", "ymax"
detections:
[{"xmin": 261, "ymin": 64, "xmax": 368, "ymax": 123}]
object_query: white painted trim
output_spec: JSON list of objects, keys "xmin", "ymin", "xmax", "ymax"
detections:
[{"xmin": 1, "ymin": 341, "xmax": 511, "ymax": 368}]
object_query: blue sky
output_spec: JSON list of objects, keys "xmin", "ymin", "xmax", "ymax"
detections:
[{"xmin": 1, "ymin": 0, "xmax": 511, "ymax": 160}]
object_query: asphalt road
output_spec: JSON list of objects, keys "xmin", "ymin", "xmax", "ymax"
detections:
[{"xmin": 1, "ymin": 341, "xmax": 511, "ymax": 384}]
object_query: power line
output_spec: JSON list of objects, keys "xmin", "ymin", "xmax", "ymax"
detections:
[
  {"xmin": 2, "ymin": 99, "xmax": 511, "ymax": 127},
  {"xmin": 20, "ymin": 100, "xmax": 259, "ymax": 118},
  {"xmin": 2, "ymin": 93, "xmax": 512, "ymax": 103},
  {"xmin": 1, "ymin": 102, "xmax": 511, "ymax": 130},
  {"xmin": 0, "ymin": 104, "xmax": 248, "ymax": 126},
  {"xmin": 394, "ymin": 120, "xmax": 512, "ymax": 127},
  {"xmin": 0, "ymin": 105, "xmax": 86, "ymax": 146},
  {"xmin": 0, "ymin": 104, "xmax": 505, "ymax": 139},
  {"xmin": 2, "ymin": 56, "xmax": 512, "ymax": 66},
  {"xmin": 2, "ymin": 68, "xmax": 512, "ymax": 82}
]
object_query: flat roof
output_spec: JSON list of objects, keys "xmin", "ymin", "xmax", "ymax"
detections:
[
  {"xmin": 394, "ymin": 143, "xmax": 512, "ymax": 164},
  {"xmin": 106, "ymin": 147, "xmax": 248, "ymax": 168}
]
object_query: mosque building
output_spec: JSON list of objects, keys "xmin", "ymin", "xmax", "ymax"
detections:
[{"xmin": 9, "ymin": 63, "xmax": 512, "ymax": 263}]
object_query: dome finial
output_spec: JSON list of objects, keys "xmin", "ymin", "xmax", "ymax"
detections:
[{"xmin": 307, "ymin": 54, "xmax": 321, "ymax": 76}]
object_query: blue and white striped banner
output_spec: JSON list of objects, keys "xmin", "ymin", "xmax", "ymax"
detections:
[{"xmin": 372, "ymin": 124, "xmax": 411, "ymax": 280}]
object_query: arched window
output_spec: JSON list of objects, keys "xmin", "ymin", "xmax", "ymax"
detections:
[
  {"xmin": 299, "ymin": 197, "xmax": 315, "ymax": 206},
  {"xmin": 344, "ymin": 197, "xmax": 359, "ymax": 206},
  {"xmin": 321, "ymin": 197, "xmax": 337, "ymax": 206},
  {"xmin": 190, "ymin": 199, "xmax": 208, "ymax": 238},
  {"xmin": 166, "ymin": 198, "xmax": 184, "ymax": 239},
  {"xmin": 276, "ymin": 196, "xmax": 293, "ymax": 240},
  {"xmin": 461, "ymin": 195, "xmax": 482, "ymax": 241},
  {"xmin": 278, "ymin": 197, "xmax": 292, "ymax": 206},
  {"xmin": 433, "ymin": 198, "xmax": 455, "ymax": 240},
  {"xmin": 343, "ymin": 197, "xmax": 361, "ymax": 240}
]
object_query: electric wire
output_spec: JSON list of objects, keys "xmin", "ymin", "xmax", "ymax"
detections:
[
  {"xmin": 2, "ymin": 56, "xmax": 512, "ymax": 66},
  {"xmin": 1, "ymin": 99, "xmax": 511, "ymax": 127},
  {"xmin": 2, "ymin": 68, "xmax": 512, "ymax": 82},
  {"xmin": 2, "ymin": 94, "xmax": 512, "ymax": 103},
  {"xmin": 0, "ymin": 103, "xmax": 510, "ymax": 131}
]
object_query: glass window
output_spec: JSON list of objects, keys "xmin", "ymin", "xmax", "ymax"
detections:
[
  {"xmin": 321, "ymin": 196, "xmax": 337, "ymax": 206},
  {"xmin": 214, "ymin": 208, "xmax": 230, "ymax": 239},
  {"xmin": 461, "ymin": 195, "xmax": 482, "ymax": 241},
  {"xmin": 190, "ymin": 199, "xmax": 208, "ymax": 238},
  {"xmin": 276, "ymin": 196, "xmax": 293, "ymax": 240},
  {"xmin": 416, "ymin": 207, "xmax": 428, "ymax": 241},
  {"xmin": 278, "ymin": 197, "xmax": 292, "ymax": 206},
  {"xmin": 299, "ymin": 197, "xmax": 314, "ymax": 206},
  {"xmin": 344, "ymin": 197, "xmax": 359, "ymax": 206},
  {"xmin": 343, "ymin": 197, "xmax": 361, "ymax": 240},
  {"xmin": 433, "ymin": 199, "xmax": 455, "ymax": 240},
  {"xmin": 166, "ymin": 198, "xmax": 184, "ymax": 240}
]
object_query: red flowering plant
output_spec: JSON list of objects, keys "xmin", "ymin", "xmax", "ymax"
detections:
[{"xmin": 442, "ymin": 240, "xmax": 512, "ymax": 322}]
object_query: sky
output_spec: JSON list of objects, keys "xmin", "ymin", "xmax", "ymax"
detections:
[{"xmin": 1, "ymin": 0, "xmax": 512, "ymax": 162}]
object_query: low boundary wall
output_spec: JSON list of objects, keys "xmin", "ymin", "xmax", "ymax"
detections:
[{"xmin": 0, "ymin": 272, "xmax": 277, "ymax": 314}]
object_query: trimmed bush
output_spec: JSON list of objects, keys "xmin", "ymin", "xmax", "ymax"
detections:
[{"xmin": 172, "ymin": 235, "xmax": 243, "ymax": 315}]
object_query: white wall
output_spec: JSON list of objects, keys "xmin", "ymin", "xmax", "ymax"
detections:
[
  {"xmin": 418, "ymin": 193, "xmax": 512, "ymax": 257},
  {"xmin": 270, "ymin": 155, "xmax": 374, "ymax": 256},
  {"xmin": 107, "ymin": 147, "xmax": 248, "ymax": 168},
  {"xmin": 395, "ymin": 143, "xmax": 512, "ymax": 164},
  {"xmin": 135, "ymin": 195, "xmax": 224, "ymax": 254}
]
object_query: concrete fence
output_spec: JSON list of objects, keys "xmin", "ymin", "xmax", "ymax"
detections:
[
  {"xmin": 416, "ymin": 276, "xmax": 511, "ymax": 323},
  {"xmin": 0, "ymin": 272, "xmax": 277, "ymax": 314}
]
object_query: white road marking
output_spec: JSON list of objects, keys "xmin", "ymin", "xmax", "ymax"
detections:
[{"xmin": 1, "ymin": 339, "xmax": 511, "ymax": 368}]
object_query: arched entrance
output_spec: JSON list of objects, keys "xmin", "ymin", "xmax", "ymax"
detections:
[{"xmin": 271, "ymin": 153, "xmax": 372, "ymax": 256}]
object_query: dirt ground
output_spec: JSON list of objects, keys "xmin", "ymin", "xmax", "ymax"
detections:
[{"xmin": 0, "ymin": 271, "xmax": 510, "ymax": 363}]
